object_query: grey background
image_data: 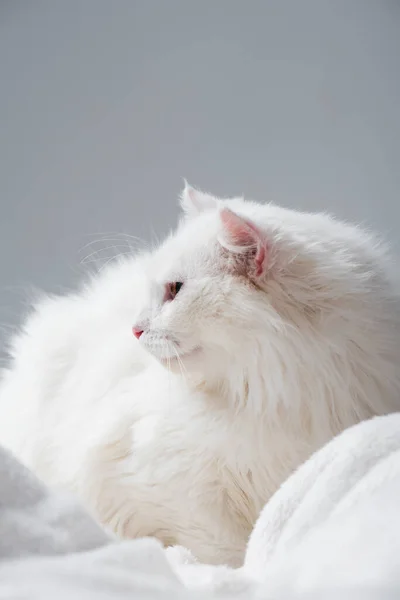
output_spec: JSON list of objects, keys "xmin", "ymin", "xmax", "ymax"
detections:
[{"xmin": 0, "ymin": 1, "xmax": 399, "ymax": 346}]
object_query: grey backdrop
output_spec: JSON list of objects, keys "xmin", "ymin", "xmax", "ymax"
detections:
[{"xmin": 0, "ymin": 1, "xmax": 399, "ymax": 348}]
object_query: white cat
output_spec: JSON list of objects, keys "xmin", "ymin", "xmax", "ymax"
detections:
[{"xmin": 0, "ymin": 184, "xmax": 399, "ymax": 567}]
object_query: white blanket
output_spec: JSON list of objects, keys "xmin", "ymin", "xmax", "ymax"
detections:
[{"xmin": 1, "ymin": 414, "xmax": 400, "ymax": 599}]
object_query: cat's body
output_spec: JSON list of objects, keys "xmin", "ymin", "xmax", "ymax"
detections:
[{"xmin": 1, "ymin": 185, "xmax": 400, "ymax": 566}]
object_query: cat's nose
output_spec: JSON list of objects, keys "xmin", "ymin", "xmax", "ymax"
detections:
[{"xmin": 132, "ymin": 327, "xmax": 144, "ymax": 339}]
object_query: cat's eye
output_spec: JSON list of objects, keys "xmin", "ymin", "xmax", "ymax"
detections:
[{"xmin": 167, "ymin": 281, "xmax": 184, "ymax": 300}]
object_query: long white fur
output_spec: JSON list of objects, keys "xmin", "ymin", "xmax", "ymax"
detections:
[{"xmin": 0, "ymin": 184, "xmax": 399, "ymax": 566}]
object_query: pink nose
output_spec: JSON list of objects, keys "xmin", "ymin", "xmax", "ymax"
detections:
[{"xmin": 132, "ymin": 327, "xmax": 144, "ymax": 339}]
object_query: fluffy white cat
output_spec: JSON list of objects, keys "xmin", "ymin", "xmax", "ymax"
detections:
[{"xmin": 0, "ymin": 184, "xmax": 399, "ymax": 567}]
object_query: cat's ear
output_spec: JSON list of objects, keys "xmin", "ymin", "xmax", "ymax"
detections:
[
  {"xmin": 218, "ymin": 208, "xmax": 268, "ymax": 278},
  {"xmin": 180, "ymin": 181, "xmax": 217, "ymax": 217}
]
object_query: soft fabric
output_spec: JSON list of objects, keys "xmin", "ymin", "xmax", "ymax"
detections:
[{"xmin": 1, "ymin": 414, "xmax": 400, "ymax": 599}]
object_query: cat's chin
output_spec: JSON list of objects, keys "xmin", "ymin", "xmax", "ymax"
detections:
[{"xmin": 158, "ymin": 346, "xmax": 202, "ymax": 372}]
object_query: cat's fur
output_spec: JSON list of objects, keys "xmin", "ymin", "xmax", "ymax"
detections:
[{"xmin": 0, "ymin": 184, "xmax": 399, "ymax": 566}]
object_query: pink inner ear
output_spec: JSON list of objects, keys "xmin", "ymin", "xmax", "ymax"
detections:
[
  {"xmin": 220, "ymin": 208, "xmax": 267, "ymax": 277},
  {"xmin": 220, "ymin": 208, "xmax": 259, "ymax": 246}
]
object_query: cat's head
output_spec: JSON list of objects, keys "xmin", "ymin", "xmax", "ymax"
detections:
[
  {"xmin": 132, "ymin": 184, "xmax": 277, "ymax": 387},
  {"xmin": 131, "ymin": 183, "xmax": 398, "ymax": 416}
]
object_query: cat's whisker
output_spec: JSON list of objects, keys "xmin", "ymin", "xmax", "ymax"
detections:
[
  {"xmin": 79, "ymin": 243, "xmax": 134, "ymax": 265},
  {"xmin": 161, "ymin": 337, "xmax": 173, "ymax": 399},
  {"xmin": 78, "ymin": 233, "xmax": 145, "ymax": 264},
  {"xmin": 80, "ymin": 231, "xmax": 145, "ymax": 244},
  {"xmin": 171, "ymin": 344, "xmax": 188, "ymax": 380},
  {"xmin": 78, "ymin": 240, "xmax": 134, "ymax": 261},
  {"xmin": 117, "ymin": 232, "xmax": 146, "ymax": 244},
  {"xmin": 81, "ymin": 249, "xmax": 133, "ymax": 267},
  {"xmin": 97, "ymin": 251, "xmax": 136, "ymax": 274},
  {"xmin": 168, "ymin": 354, "xmax": 172, "ymax": 397},
  {"xmin": 79, "ymin": 237, "xmax": 130, "ymax": 252}
]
